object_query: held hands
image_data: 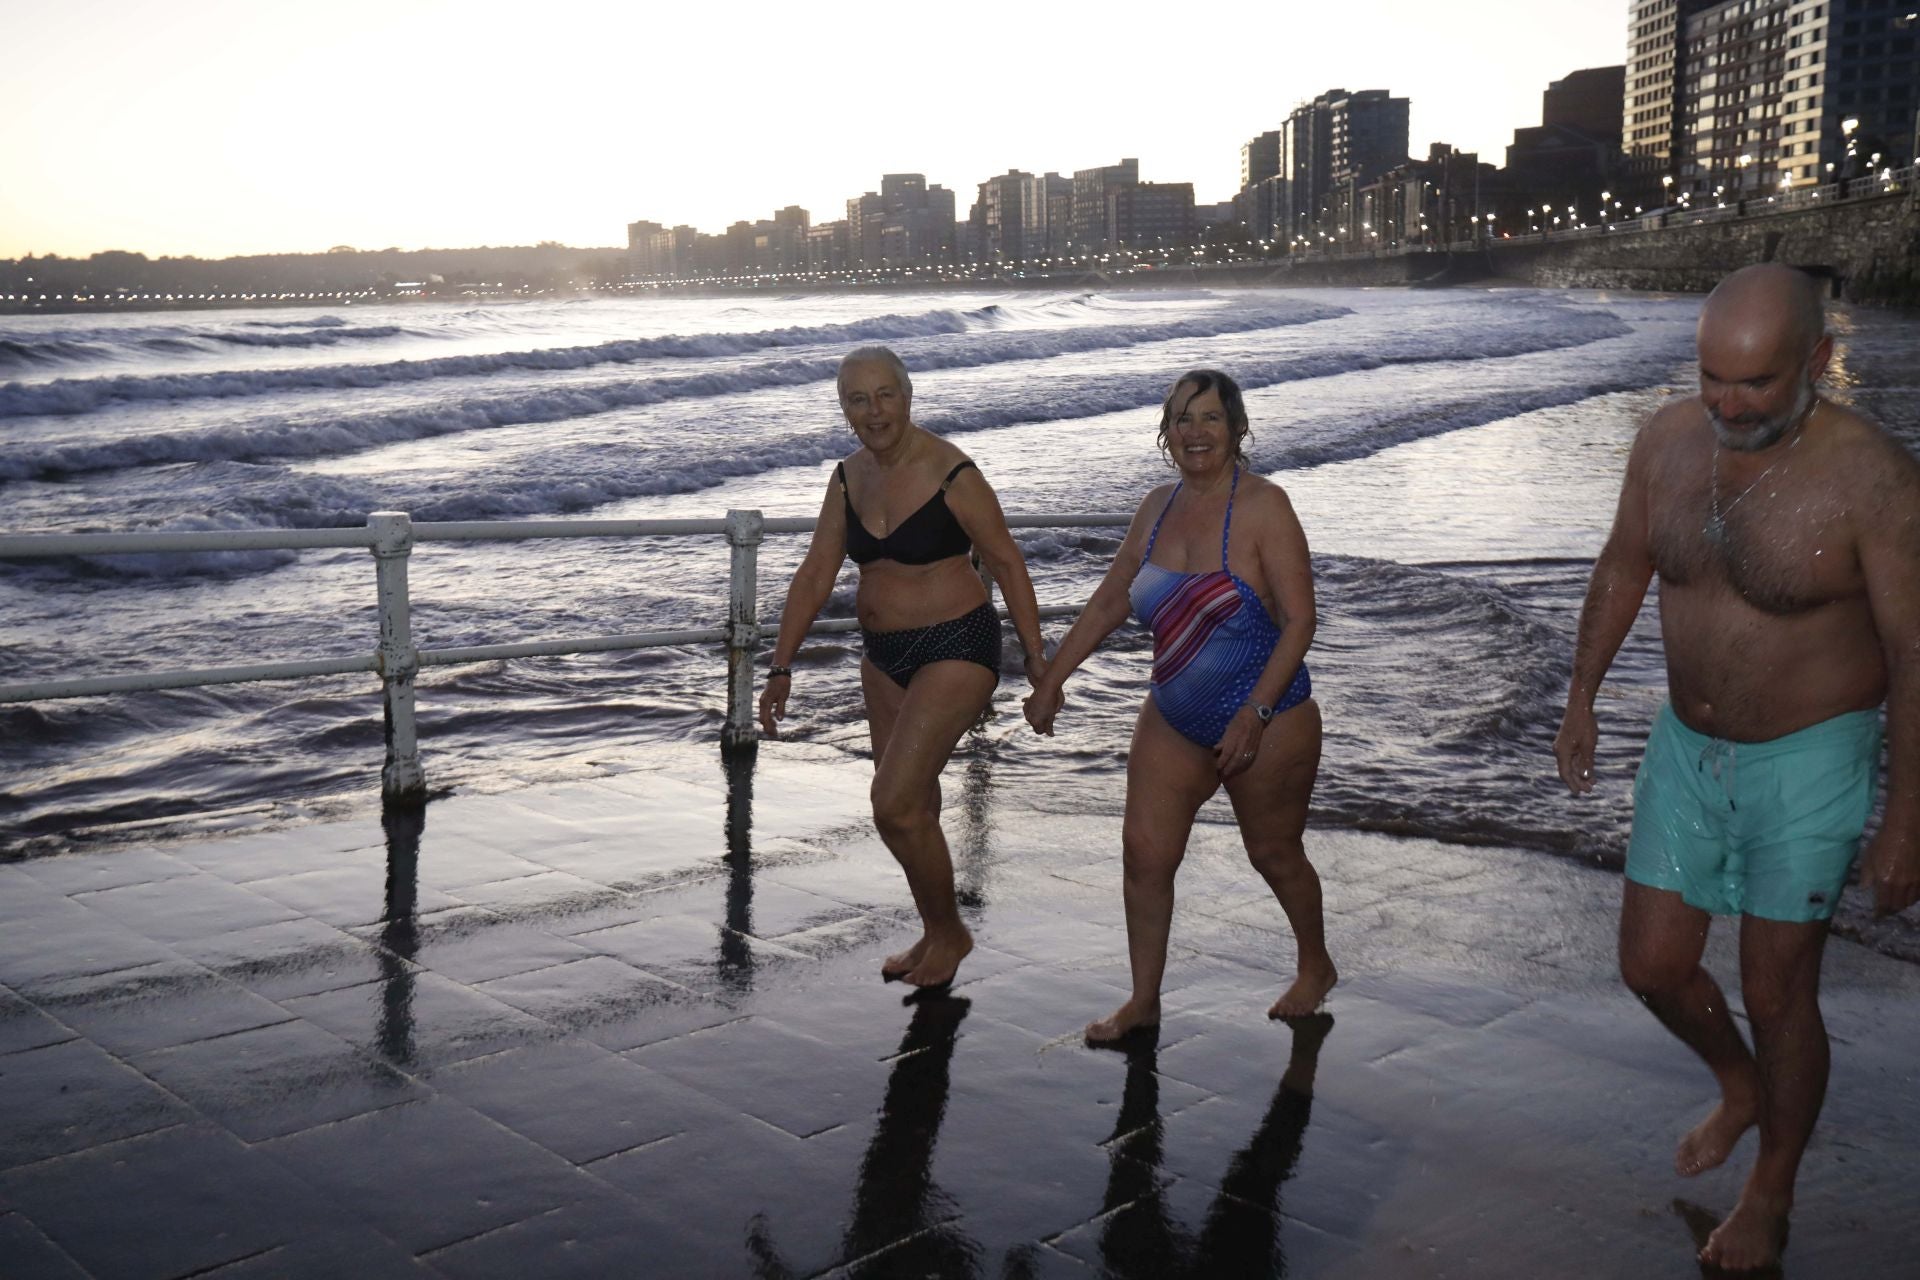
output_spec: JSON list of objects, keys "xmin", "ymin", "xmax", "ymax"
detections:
[
  {"xmin": 757, "ymin": 672, "xmax": 791, "ymax": 737},
  {"xmin": 1024, "ymin": 680, "xmax": 1064, "ymax": 736},
  {"xmin": 1554, "ymin": 703, "xmax": 1598, "ymax": 795},
  {"xmin": 1863, "ymin": 830, "xmax": 1920, "ymax": 917},
  {"xmin": 1213, "ymin": 704, "xmax": 1264, "ymax": 781}
]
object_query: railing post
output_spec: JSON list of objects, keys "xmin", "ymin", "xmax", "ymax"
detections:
[
  {"xmin": 722, "ymin": 508, "xmax": 764, "ymax": 755},
  {"xmin": 369, "ymin": 511, "xmax": 426, "ymax": 801}
]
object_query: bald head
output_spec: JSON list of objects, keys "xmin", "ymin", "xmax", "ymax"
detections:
[
  {"xmin": 1696, "ymin": 265, "xmax": 1832, "ymax": 452},
  {"xmin": 1699, "ymin": 264, "xmax": 1827, "ymax": 363}
]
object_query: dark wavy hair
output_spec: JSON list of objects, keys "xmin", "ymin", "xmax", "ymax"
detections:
[{"xmin": 1155, "ymin": 369, "xmax": 1251, "ymax": 467}]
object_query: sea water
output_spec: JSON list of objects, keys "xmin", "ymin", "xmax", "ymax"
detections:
[{"xmin": 3, "ymin": 287, "xmax": 1914, "ymax": 877}]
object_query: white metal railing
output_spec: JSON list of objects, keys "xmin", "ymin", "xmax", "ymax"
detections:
[{"xmin": 0, "ymin": 510, "xmax": 1128, "ymax": 801}]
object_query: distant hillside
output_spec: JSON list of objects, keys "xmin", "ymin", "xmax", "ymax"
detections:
[{"xmin": 2, "ymin": 243, "xmax": 628, "ymax": 299}]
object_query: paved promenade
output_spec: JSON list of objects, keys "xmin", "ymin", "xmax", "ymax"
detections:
[{"xmin": 3, "ymin": 744, "xmax": 1917, "ymax": 1278}]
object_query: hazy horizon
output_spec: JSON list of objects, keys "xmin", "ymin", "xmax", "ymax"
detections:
[{"xmin": 3, "ymin": 0, "xmax": 1626, "ymax": 261}]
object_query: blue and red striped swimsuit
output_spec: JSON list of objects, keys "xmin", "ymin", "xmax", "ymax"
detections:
[{"xmin": 1127, "ymin": 466, "xmax": 1312, "ymax": 748}]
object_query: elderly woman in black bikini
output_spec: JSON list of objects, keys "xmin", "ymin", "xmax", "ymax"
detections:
[{"xmin": 759, "ymin": 346, "xmax": 1047, "ymax": 988}]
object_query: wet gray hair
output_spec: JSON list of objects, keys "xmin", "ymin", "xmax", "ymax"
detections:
[{"xmin": 837, "ymin": 346, "xmax": 913, "ymax": 401}]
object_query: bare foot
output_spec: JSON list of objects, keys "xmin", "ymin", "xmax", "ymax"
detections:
[
  {"xmin": 1700, "ymin": 1192, "xmax": 1789, "ymax": 1272},
  {"xmin": 1085, "ymin": 997, "xmax": 1161, "ymax": 1044},
  {"xmin": 1675, "ymin": 1094, "xmax": 1758, "ymax": 1177},
  {"xmin": 901, "ymin": 930, "xmax": 972, "ymax": 988},
  {"xmin": 1267, "ymin": 961, "xmax": 1338, "ymax": 1019},
  {"xmin": 881, "ymin": 936, "xmax": 929, "ymax": 982}
]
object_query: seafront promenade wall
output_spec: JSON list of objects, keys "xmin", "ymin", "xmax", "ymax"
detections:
[{"xmin": 1481, "ymin": 190, "xmax": 1920, "ymax": 305}]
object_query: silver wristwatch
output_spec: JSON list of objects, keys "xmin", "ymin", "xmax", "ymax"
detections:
[{"xmin": 1250, "ymin": 701, "xmax": 1274, "ymax": 724}]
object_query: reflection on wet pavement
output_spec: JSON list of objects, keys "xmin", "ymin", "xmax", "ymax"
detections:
[{"xmin": 3, "ymin": 744, "xmax": 1918, "ymax": 1277}]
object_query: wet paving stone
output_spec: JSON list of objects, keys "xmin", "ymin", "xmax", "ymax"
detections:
[
  {"xmin": 628, "ymin": 1015, "xmax": 887, "ymax": 1138},
  {"xmin": 0, "ymin": 988, "xmax": 75, "ymax": 1057},
  {"xmin": 169, "ymin": 916, "xmax": 405, "ymax": 1001},
  {"xmin": 245, "ymin": 863, "xmax": 463, "ymax": 929},
  {"xmin": 1046, "ymin": 1180, "xmax": 1365, "ymax": 1279},
  {"xmin": 0, "ymin": 898, "xmax": 182, "ymax": 992},
  {"xmin": 0, "ymin": 1210, "xmax": 89, "ymax": 1279},
  {"xmin": 71, "ymin": 873, "xmax": 302, "ymax": 944},
  {"xmin": 759, "ymin": 855, "xmax": 921, "ymax": 912},
  {"xmin": 133, "ymin": 1019, "xmax": 425, "ymax": 1142},
  {"xmin": 449, "ymin": 869, "xmax": 625, "ymax": 919},
  {"xmin": 258, "ymin": 1096, "xmax": 603, "ymax": 1255},
  {"xmin": 613, "ymin": 872, "xmax": 869, "ymax": 941},
  {"xmin": 195, "ymin": 1227, "xmax": 432, "ymax": 1279},
  {"xmin": 591, "ymin": 1114, "xmax": 871, "ymax": 1278},
  {"xmin": 29, "ymin": 959, "xmax": 296, "ymax": 1057},
  {"xmin": 353, "ymin": 906, "xmax": 596, "ymax": 985},
  {"xmin": 407, "ymin": 841, "xmax": 556, "ymax": 893},
  {"xmin": 0, "ymin": 1039, "xmax": 190, "ymax": 1170},
  {"xmin": 418, "ymin": 1193, "xmax": 662, "ymax": 1280},
  {"xmin": 282, "ymin": 969, "xmax": 556, "ymax": 1070},
  {"xmin": 8, "ymin": 768, "xmax": 1920, "ymax": 1275},
  {"xmin": 15, "ymin": 846, "xmax": 201, "ymax": 896},
  {"xmin": 950, "ymin": 965, "xmax": 1134, "ymax": 1042},
  {"xmin": 575, "ymin": 911, "xmax": 812, "ymax": 995},
  {"xmin": 165, "ymin": 823, "xmax": 389, "ymax": 883},
  {"xmin": 430, "ymin": 1039, "xmax": 696, "ymax": 1164},
  {"xmin": 1, "ymin": 1123, "xmax": 345, "ymax": 1280},
  {"xmin": 469, "ymin": 955, "xmax": 696, "ymax": 1040},
  {"xmin": 522, "ymin": 838, "xmax": 708, "ymax": 891}
]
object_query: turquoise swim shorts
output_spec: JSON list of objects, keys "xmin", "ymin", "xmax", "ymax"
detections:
[{"xmin": 1625, "ymin": 703, "xmax": 1883, "ymax": 922}]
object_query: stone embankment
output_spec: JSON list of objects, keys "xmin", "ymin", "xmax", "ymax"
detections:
[{"xmin": 1483, "ymin": 189, "xmax": 1920, "ymax": 304}]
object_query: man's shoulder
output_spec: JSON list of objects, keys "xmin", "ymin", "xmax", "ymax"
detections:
[
  {"xmin": 1818, "ymin": 403, "xmax": 1920, "ymax": 503},
  {"xmin": 1818, "ymin": 401, "xmax": 1913, "ymax": 460},
  {"xmin": 1637, "ymin": 395, "xmax": 1703, "ymax": 445}
]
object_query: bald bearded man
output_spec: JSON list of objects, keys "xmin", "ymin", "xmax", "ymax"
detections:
[{"xmin": 1554, "ymin": 264, "xmax": 1920, "ymax": 1271}]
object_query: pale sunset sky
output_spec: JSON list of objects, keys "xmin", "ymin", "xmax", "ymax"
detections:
[{"xmin": 1, "ymin": 0, "xmax": 1628, "ymax": 260}]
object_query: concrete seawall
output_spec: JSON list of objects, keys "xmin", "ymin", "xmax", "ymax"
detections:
[{"xmin": 1481, "ymin": 190, "xmax": 1920, "ymax": 305}]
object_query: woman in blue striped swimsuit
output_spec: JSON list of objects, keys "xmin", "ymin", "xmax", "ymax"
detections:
[{"xmin": 1026, "ymin": 370, "xmax": 1334, "ymax": 1043}]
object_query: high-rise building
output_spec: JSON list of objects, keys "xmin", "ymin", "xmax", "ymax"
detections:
[
  {"xmin": 1545, "ymin": 66, "xmax": 1629, "ymax": 135},
  {"xmin": 1283, "ymin": 91, "xmax": 1343, "ymax": 237},
  {"xmin": 1279, "ymin": 89, "xmax": 1409, "ymax": 239},
  {"xmin": 975, "ymin": 170, "xmax": 1032, "ymax": 261},
  {"xmin": 845, "ymin": 192, "xmax": 885, "ymax": 268},
  {"xmin": 806, "ymin": 221, "xmax": 849, "ymax": 273},
  {"xmin": 1625, "ymin": 0, "xmax": 1720, "ymax": 168},
  {"xmin": 1678, "ymin": 0, "xmax": 1917, "ymax": 192},
  {"xmin": 1242, "ymin": 130, "xmax": 1283, "ymax": 188},
  {"xmin": 1504, "ymin": 66, "xmax": 1632, "ymax": 220},
  {"xmin": 1023, "ymin": 172, "xmax": 1073, "ymax": 258},
  {"xmin": 1803, "ymin": 0, "xmax": 1918, "ymax": 178},
  {"xmin": 1329, "ymin": 89, "xmax": 1411, "ymax": 190},
  {"xmin": 1110, "ymin": 182, "xmax": 1196, "ymax": 248},
  {"xmin": 847, "ymin": 174, "xmax": 957, "ymax": 266},
  {"xmin": 626, "ymin": 220, "xmax": 663, "ymax": 277},
  {"xmin": 626, "ymin": 221, "xmax": 703, "ymax": 278},
  {"xmin": 1070, "ymin": 159, "xmax": 1139, "ymax": 249},
  {"xmin": 1679, "ymin": 0, "xmax": 1795, "ymax": 193}
]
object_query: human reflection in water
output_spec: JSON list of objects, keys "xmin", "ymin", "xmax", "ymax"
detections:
[
  {"xmin": 747, "ymin": 994, "xmax": 1050, "ymax": 1279},
  {"xmin": 376, "ymin": 800, "xmax": 425, "ymax": 1065},
  {"xmin": 1098, "ymin": 1014, "xmax": 1334, "ymax": 1279}
]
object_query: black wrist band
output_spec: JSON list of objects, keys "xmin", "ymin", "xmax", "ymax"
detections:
[{"xmin": 768, "ymin": 665, "xmax": 792, "ymax": 679}]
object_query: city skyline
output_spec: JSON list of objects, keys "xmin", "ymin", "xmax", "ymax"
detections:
[{"xmin": 2, "ymin": 0, "xmax": 1626, "ymax": 261}]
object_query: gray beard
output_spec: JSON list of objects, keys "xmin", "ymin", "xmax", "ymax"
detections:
[{"xmin": 1709, "ymin": 380, "xmax": 1815, "ymax": 453}]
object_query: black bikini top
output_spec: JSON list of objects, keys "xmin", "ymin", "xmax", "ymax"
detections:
[{"xmin": 839, "ymin": 459, "xmax": 977, "ymax": 566}]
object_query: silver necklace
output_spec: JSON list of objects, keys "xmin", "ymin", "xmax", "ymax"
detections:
[{"xmin": 1704, "ymin": 409, "xmax": 1810, "ymax": 546}]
